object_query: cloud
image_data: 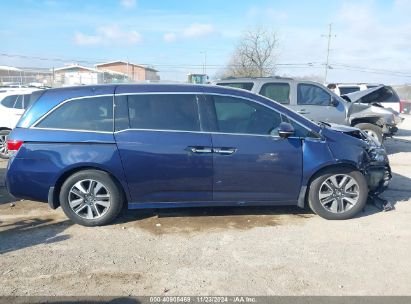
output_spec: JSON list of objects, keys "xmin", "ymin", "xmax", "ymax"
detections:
[
  {"xmin": 162, "ymin": 23, "xmax": 217, "ymax": 42},
  {"xmin": 182, "ymin": 23, "xmax": 215, "ymax": 38},
  {"xmin": 74, "ymin": 25, "xmax": 142, "ymax": 46},
  {"xmin": 120, "ymin": 0, "xmax": 136, "ymax": 8},
  {"xmin": 163, "ymin": 32, "xmax": 177, "ymax": 42}
]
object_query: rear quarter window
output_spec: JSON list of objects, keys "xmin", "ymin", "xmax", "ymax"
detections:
[{"xmin": 36, "ymin": 96, "xmax": 113, "ymax": 132}]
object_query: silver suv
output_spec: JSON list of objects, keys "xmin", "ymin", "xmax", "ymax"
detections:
[{"xmin": 215, "ymin": 77, "xmax": 400, "ymax": 144}]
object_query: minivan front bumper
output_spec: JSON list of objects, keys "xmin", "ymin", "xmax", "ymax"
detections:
[{"xmin": 365, "ymin": 164, "xmax": 391, "ymax": 193}]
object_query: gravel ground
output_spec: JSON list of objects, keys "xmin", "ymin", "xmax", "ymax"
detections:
[{"xmin": 0, "ymin": 117, "xmax": 411, "ymax": 296}]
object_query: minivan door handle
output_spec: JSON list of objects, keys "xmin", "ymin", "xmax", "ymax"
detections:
[
  {"xmin": 297, "ymin": 109, "xmax": 310, "ymax": 114},
  {"xmin": 187, "ymin": 146, "xmax": 213, "ymax": 153},
  {"xmin": 213, "ymin": 148, "xmax": 237, "ymax": 155}
]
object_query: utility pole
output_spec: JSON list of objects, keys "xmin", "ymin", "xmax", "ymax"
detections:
[
  {"xmin": 201, "ymin": 51, "xmax": 207, "ymax": 75},
  {"xmin": 322, "ymin": 23, "xmax": 336, "ymax": 83}
]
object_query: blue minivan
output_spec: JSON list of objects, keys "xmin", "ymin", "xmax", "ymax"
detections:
[{"xmin": 5, "ymin": 84, "xmax": 391, "ymax": 226}]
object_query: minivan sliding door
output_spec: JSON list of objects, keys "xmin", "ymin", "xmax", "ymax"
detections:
[{"xmin": 113, "ymin": 92, "xmax": 213, "ymax": 205}]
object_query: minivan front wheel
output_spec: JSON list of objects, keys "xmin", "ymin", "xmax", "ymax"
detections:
[
  {"xmin": 308, "ymin": 167, "xmax": 368, "ymax": 220},
  {"xmin": 60, "ymin": 170, "xmax": 123, "ymax": 226}
]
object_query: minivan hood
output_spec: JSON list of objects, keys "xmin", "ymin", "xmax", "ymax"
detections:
[
  {"xmin": 327, "ymin": 123, "xmax": 359, "ymax": 133},
  {"xmin": 322, "ymin": 123, "xmax": 380, "ymax": 147}
]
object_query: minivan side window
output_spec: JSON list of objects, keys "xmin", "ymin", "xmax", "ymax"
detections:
[
  {"xmin": 297, "ymin": 84, "xmax": 331, "ymax": 106},
  {"xmin": 36, "ymin": 96, "xmax": 113, "ymax": 132},
  {"xmin": 259, "ymin": 83, "xmax": 290, "ymax": 104},
  {"xmin": 207, "ymin": 95, "xmax": 282, "ymax": 135},
  {"xmin": 127, "ymin": 94, "xmax": 200, "ymax": 131}
]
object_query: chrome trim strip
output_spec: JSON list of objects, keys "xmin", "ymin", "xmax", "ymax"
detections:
[
  {"xmin": 113, "ymin": 128, "xmax": 305, "ymax": 139},
  {"xmin": 117, "ymin": 91, "xmax": 318, "ymax": 137},
  {"xmin": 115, "ymin": 92, "xmax": 200, "ymax": 96},
  {"xmin": 30, "ymin": 91, "xmax": 319, "ymax": 139},
  {"xmin": 29, "ymin": 127, "xmax": 113, "ymax": 134},
  {"xmin": 29, "ymin": 126, "xmax": 311, "ymax": 140}
]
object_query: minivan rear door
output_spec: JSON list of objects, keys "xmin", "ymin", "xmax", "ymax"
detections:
[{"xmin": 113, "ymin": 90, "xmax": 213, "ymax": 205}]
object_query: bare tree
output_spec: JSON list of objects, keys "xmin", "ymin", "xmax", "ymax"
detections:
[{"xmin": 223, "ymin": 28, "xmax": 279, "ymax": 78}]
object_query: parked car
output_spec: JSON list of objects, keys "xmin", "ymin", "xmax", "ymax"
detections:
[
  {"xmin": 0, "ymin": 88, "xmax": 41, "ymax": 158},
  {"xmin": 327, "ymin": 83, "xmax": 380, "ymax": 96},
  {"xmin": 5, "ymin": 84, "xmax": 391, "ymax": 226},
  {"xmin": 215, "ymin": 77, "xmax": 400, "ymax": 144},
  {"xmin": 336, "ymin": 85, "xmax": 402, "ymax": 113},
  {"xmin": 341, "ymin": 86, "xmax": 404, "ymax": 131}
]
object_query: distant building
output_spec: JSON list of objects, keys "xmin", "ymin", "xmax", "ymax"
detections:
[
  {"xmin": 53, "ymin": 64, "xmax": 128, "ymax": 86},
  {"xmin": 95, "ymin": 61, "xmax": 160, "ymax": 82},
  {"xmin": 54, "ymin": 64, "xmax": 99, "ymax": 86}
]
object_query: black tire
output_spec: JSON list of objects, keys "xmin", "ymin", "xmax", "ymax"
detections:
[
  {"xmin": 308, "ymin": 167, "xmax": 368, "ymax": 220},
  {"xmin": 354, "ymin": 123, "xmax": 383, "ymax": 144},
  {"xmin": 59, "ymin": 170, "xmax": 124, "ymax": 226},
  {"xmin": 0, "ymin": 129, "xmax": 10, "ymax": 159}
]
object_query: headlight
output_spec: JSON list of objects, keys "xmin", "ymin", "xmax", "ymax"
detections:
[{"xmin": 367, "ymin": 147, "xmax": 386, "ymax": 162}]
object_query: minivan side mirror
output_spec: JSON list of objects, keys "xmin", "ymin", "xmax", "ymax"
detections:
[
  {"xmin": 330, "ymin": 97, "xmax": 339, "ymax": 107},
  {"xmin": 277, "ymin": 122, "xmax": 294, "ymax": 139}
]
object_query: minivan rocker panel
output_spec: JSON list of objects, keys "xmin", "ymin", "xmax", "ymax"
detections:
[{"xmin": 6, "ymin": 84, "xmax": 391, "ymax": 226}]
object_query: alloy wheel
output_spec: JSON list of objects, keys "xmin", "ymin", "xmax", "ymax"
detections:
[
  {"xmin": 0, "ymin": 134, "xmax": 9, "ymax": 157},
  {"xmin": 68, "ymin": 179, "xmax": 111, "ymax": 219},
  {"xmin": 319, "ymin": 174, "xmax": 360, "ymax": 213}
]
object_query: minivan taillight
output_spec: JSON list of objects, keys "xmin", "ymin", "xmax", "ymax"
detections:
[{"xmin": 7, "ymin": 140, "xmax": 23, "ymax": 155}]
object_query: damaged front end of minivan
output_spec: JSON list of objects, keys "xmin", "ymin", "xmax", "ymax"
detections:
[{"xmin": 325, "ymin": 124, "xmax": 393, "ymax": 210}]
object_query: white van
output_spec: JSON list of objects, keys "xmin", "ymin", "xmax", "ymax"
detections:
[{"xmin": 0, "ymin": 88, "xmax": 40, "ymax": 158}]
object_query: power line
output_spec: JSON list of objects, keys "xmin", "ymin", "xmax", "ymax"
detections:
[
  {"xmin": 2, "ymin": 51, "xmax": 411, "ymax": 77},
  {"xmin": 0, "ymin": 51, "xmax": 322, "ymax": 68}
]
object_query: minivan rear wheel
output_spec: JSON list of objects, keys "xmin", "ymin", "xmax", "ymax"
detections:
[
  {"xmin": 0, "ymin": 129, "xmax": 10, "ymax": 159},
  {"xmin": 354, "ymin": 123, "xmax": 383, "ymax": 145},
  {"xmin": 59, "ymin": 170, "xmax": 123, "ymax": 226},
  {"xmin": 308, "ymin": 167, "xmax": 368, "ymax": 220}
]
